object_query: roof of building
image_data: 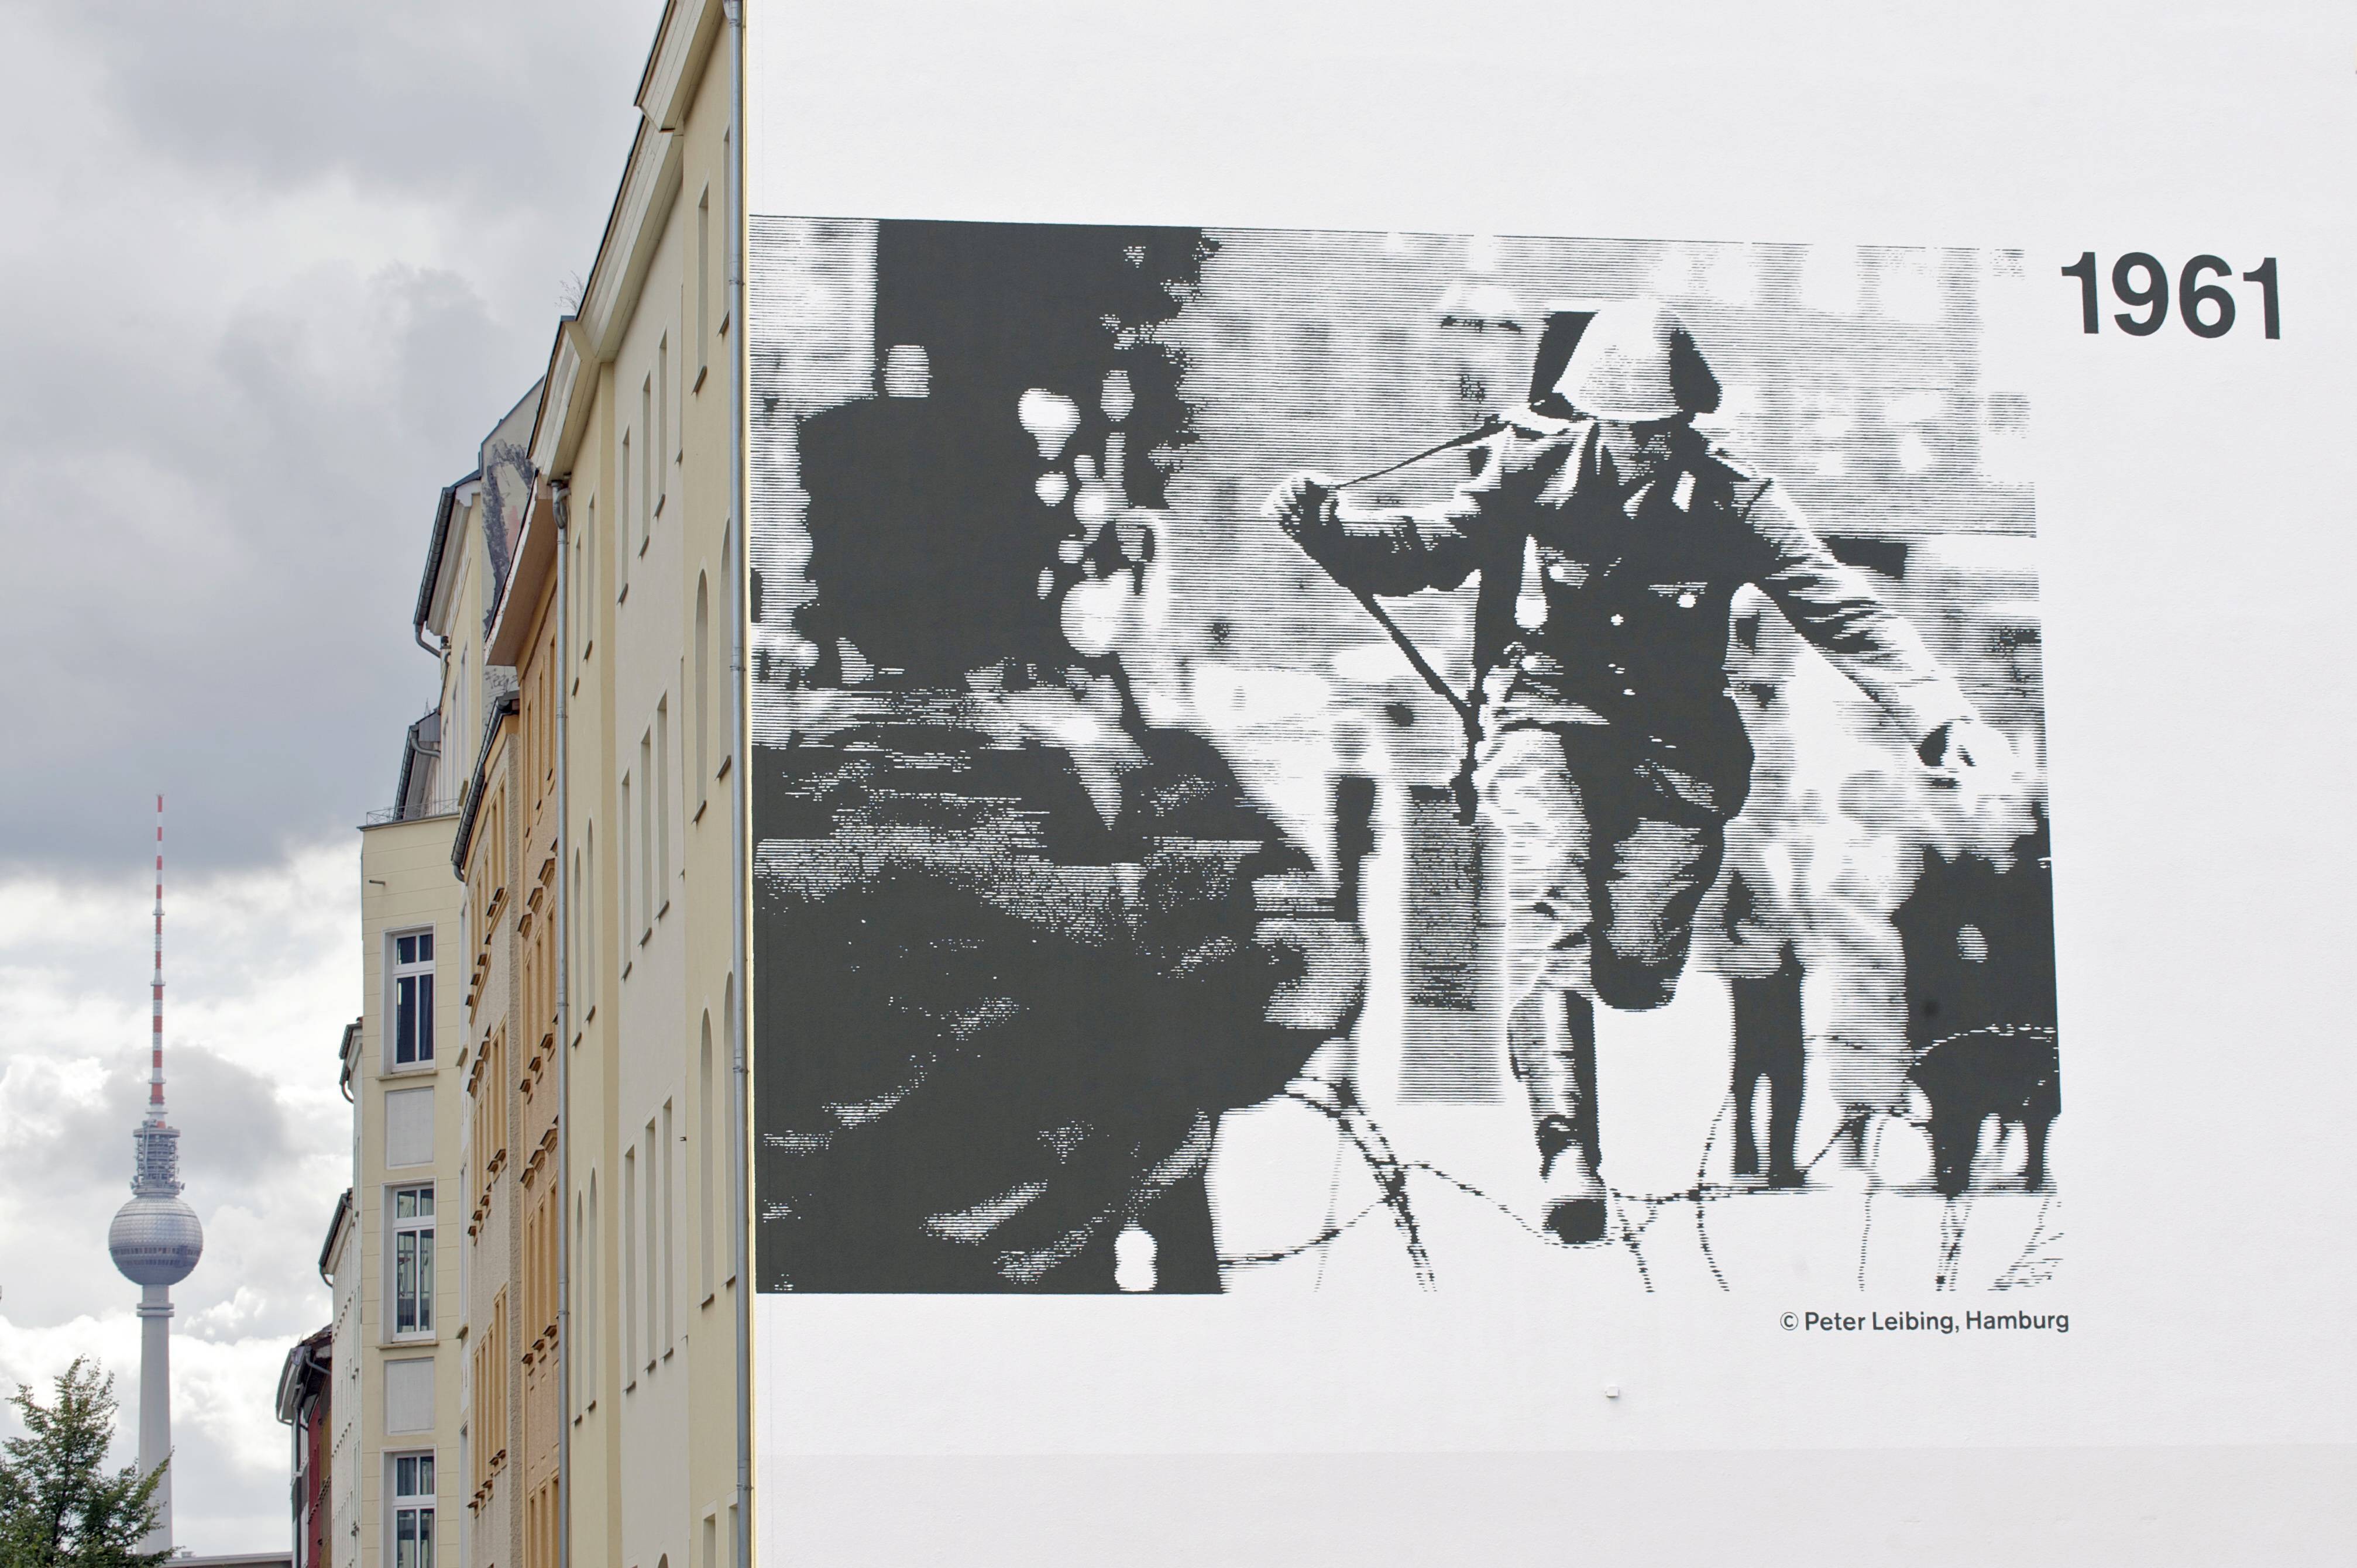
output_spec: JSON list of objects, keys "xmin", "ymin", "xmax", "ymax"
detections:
[
  {"xmin": 411, "ymin": 469, "xmax": 481, "ymax": 642},
  {"xmin": 317, "ymin": 1185, "xmax": 353, "ymax": 1281},
  {"xmin": 387, "ymin": 707, "xmax": 444, "ymax": 824},
  {"xmin": 272, "ymin": 1325, "xmax": 332, "ymax": 1425},
  {"xmin": 449, "ymin": 690, "xmax": 520, "ymax": 878}
]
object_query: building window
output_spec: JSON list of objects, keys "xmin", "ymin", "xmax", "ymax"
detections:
[
  {"xmin": 452, "ymin": 649, "xmax": 469, "ymax": 772},
  {"xmin": 584, "ymin": 1173, "xmax": 599, "ymax": 1405},
  {"xmin": 696, "ymin": 188, "xmax": 710, "ymax": 386},
  {"xmin": 644, "ymin": 1116, "xmax": 659, "ymax": 1372},
  {"xmin": 469, "ymin": 1291, "xmax": 509, "ymax": 1499},
  {"xmin": 583, "ymin": 823, "xmax": 597, "ymax": 1000},
  {"xmin": 622, "ymin": 1148, "xmax": 638, "ymax": 1383},
  {"xmin": 694, "ymin": 573, "xmax": 710, "ymax": 810},
  {"xmin": 724, "ymin": 972, "xmax": 739, "ymax": 1283},
  {"xmin": 619, "ymin": 778, "xmax": 634, "ymax": 959},
  {"xmin": 655, "ymin": 698, "xmax": 671, "ymax": 909},
  {"xmin": 582, "ymin": 498, "xmax": 598, "ymax": 653},
  {"xmin": 573, "ymin": 1191, "xmax": 587, "ymax": 1413},
  {"xmin": 661, "ymin": 1098, "xmax": 675, "ymax": 1351},
  {"xmin": 391, "ymin": 1450, "xmax": 435, "ymax": 1568},
  {"xmin": 391, "ymin": 1185, "xmax": 434, "ymax": 1337},
  {"xmin": 638, "ymin": 731, "xmax": 654, "ymax": 938},
  {"xmin": 698, "ymin": 1019, "xmax": 714, "ymax": 1299},
  {"xmin": 391, "ymin": 930, "xmax": 435, "ymax": 1068}
]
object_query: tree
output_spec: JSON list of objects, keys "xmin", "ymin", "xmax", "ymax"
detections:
[{"xmin": 0, "ymin": 1358, "xmax": 167, "ymax": 1568}]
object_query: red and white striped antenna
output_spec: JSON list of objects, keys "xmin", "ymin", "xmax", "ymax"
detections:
[{"xmin": 150, "ymin": 793, "xmax": 165, "ymax": 1116}]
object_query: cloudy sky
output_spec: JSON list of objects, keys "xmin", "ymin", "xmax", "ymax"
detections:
[{"xmin": 0, "ymin": 0, "xmax": 654, "ymax": 1548}]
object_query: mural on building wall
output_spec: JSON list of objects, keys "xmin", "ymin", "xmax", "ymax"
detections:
[
  {"xmin": 477, "ymin": 381, "xmax": 542, "ymax": 639},
  {"xmin": 747, "ymin": 218, "xmax": 2059, "ymax": 1298}
]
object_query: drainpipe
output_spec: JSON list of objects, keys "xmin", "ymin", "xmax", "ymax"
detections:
[
  {"xmin": 553, "ymin": 477, "xmax": 574, "ymax": 1568},
  {"xmin": 723, "ymin": 6, "xmax": 754, "ymax": 1566}
]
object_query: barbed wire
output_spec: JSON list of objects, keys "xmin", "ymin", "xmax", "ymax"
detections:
[{"xmin": 1216, "ymin": 1085, "xmax": 2063, "ymax": 1294}]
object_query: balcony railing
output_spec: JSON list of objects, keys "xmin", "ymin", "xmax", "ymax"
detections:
[{"xmin": 363, "ymin": 796, "xmax": 463, "ymax": 827}]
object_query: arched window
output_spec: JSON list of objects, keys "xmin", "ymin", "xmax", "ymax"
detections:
[
  {"xmin": 699, "ymin": 1015, "xmax": 714, "ymax": 1298},
  {"xmin": 582, "ymin": 824, "xmax": 596, "ymax": 1002},
  {"xmin": 723, "ymin": 973, "xmax": 738, "ymax": 1283},
  {"xmin": 694, "ymin": 571, "xmax": 710, "ymax": 810},
  {"xmin": 582, "ymin": 1174, "xmax": 598, "ymax": 1405}
]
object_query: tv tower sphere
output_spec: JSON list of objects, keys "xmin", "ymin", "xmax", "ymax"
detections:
[{"xmin": 109, "ymin": 1188, "xmax": 203, "ymax": 1286}]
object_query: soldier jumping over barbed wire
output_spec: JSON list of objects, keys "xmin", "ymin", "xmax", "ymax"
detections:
[{"xmin": 1266, "ymin": 298, "xmax": 2014, "ymax": 1244}]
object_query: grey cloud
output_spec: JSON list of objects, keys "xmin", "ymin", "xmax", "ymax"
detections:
[
  {"xmin": 0, "ymin": 1042, "xmax": 339, "ymax": 1354},
  {"xmin": 0, "ymin": 260, "xmax": 531, "ymax": 872},
  {"xmin": 50, "ymin": 2, "xmax": 644, "ymax": 215},
  {"xmin": 15, "ymin": 1044, "xmax": 296, "ymax": 1211},
  {"xmin": 0, "ymin": 0, "xmax": 658, "ymax": 875}
]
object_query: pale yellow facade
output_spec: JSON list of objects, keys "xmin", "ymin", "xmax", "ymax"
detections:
[
  {"xmin": 342, "ymin": 8, "xmax": 747, "ymax": 1568},
  {"xmin": 526, "ymin": 6, "xmax": 745, "ymax": 1567},
  {"xmin": 345, "ymin": 806, "xmax": 467, "ymax": 1568},
  {"xmin": 322, "ymin": 1188, "xmax": 358, "ymax": 1568},
  {"xmin": 334, "ymin": 383, "xmax": 536, "ymax": 1568}
]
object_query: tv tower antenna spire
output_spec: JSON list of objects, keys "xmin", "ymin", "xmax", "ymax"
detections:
[{"xmin": 150, "ymin": 795, "xmax": 166, "ymax": 1116}]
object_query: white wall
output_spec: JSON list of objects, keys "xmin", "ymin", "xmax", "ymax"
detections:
[{"xmin": 744, "ymin": 3, "xmax": 2357, "ymax": 1563}]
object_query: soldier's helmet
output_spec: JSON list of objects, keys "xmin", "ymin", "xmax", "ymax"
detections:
[{"xmin": 1554, "ymin": 298, "xmax": 1722, "ymax": 422}]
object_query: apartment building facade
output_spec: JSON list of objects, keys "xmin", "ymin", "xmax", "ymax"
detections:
[
  {"xmin": 274, "ymin": 1323, "xmax": 334, "ymax": 1568},
  {"xmin": 521, "ymin": 6, "xmax": 745, "ymax": 1567},
  {"xmin": 345, "ymin": 721, "xmax": 468, "ymax": 1568},
  {"xmin": 476, "ymin": 392, "xmax": 568, "ymax": 1568},
  {"xmin": 315, "ymin": 1184, "xmax": 358, "ymax": 1568},
  {"xmin": 448, "ymin": 390, "xmax": 540, "ymax": 1568},
  {"xmin": 327, "ymin": 388, "xmax": 538, "ymax": 1568},
  {"xmin": 332, "ymin": 8, "xmax": 747, "ymax": 1568}
]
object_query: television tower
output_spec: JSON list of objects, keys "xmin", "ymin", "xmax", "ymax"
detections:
[{"xmin": 106, "ymin": 796, "xmax": 203, "ymax": 1553}]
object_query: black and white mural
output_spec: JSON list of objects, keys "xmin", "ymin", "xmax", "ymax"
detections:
[{"xmin": 747, "ymin": 219, "xmax": 2058, "ymax": 1297}]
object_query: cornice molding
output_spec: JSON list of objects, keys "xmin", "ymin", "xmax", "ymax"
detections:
[
  {"xmin": 638, "ymin": 0, "xmax": 720, "ymax": 134},
  {"xmin": 519, "ymin": 0, "xmax": 718, "ymax": 492},
  {"xmin": 530, "ymin": 319, "xmax": 589, "ymax": 480}
]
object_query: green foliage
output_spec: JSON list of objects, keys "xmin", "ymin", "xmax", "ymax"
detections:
[{"xmin": 0, "ymin": 1358, "xmax": 168, "ymax": 1568}]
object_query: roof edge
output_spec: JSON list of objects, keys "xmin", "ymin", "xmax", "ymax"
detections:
[{"xmin": 413, "ymin": 469, "xmax": 482, "ymax": 639}]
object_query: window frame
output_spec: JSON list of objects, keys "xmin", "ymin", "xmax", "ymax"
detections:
[
  {"xmin": 618, "ymin": 430, "xmax": 633, "ymax": 597},
  {"xmin": 389, "ymin": 926, "xmax": 437, "ymax": 1072},
  {"xmin": 389, "ymin": 1182, "xmax": 435, "ymax": 1340},
  {"xmin": 655, "ymin": 697, "xmax": 672, "ymax": 914},
  {"xmin": 695, "ymin": 187, "xmax": 711, "ymax": 390},
  {"xmin": 640, "ymin": 377, "xmax": 654, "ymax": 542},
  {"xmin": 390, "ymin": 1448, "xmax": 437, "ymax": 1568}
]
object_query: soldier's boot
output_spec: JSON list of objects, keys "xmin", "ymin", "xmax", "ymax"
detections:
[{"xmin": 1511, "ymin": 987, "xmax": 1608, "ymax": 1244}]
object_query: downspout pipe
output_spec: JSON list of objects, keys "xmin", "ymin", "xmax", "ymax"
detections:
[
  {"xmin": 554, "ymin": 479, "xmax": 574, "ymax": 1568},
  {"xmin": 724, "ymin": 6, "xmax": 754, "ymax": 1566}
]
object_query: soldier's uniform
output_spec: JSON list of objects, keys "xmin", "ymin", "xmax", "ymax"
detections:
[
  {"xmin": 1311, "ymin": 408, "xmax": 1971, "ymax": 992},
  {"xmin": 1285, "ymin": 345, "xmax": 1977, "ymax": 1235}
]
